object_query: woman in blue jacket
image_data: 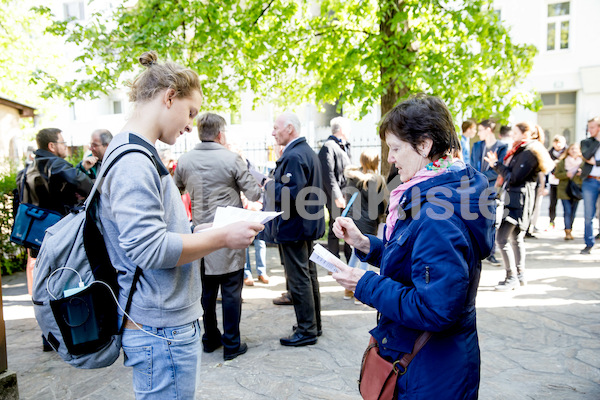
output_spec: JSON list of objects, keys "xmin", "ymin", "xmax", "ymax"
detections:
[{"xmin": 332, "ymin": 95, "xmax": 495, "ymax": 399}]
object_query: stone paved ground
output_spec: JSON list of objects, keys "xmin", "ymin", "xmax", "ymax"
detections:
[{"xmin": 2, "ymin": 214, "xmax": 600, "ymax": 399}]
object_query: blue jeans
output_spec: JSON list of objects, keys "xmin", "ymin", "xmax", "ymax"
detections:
[
  {"xmin": 244, "ymin": 237, "xmax": 267, "ymax": 278},
  {"xmin": 122, "ymin": 320, "xmax": 202, "ymax": 399},
  {"xmin": 561, "ymin": 198, "xmax": 580, "ymax": 230},
  {"xmin": 582, "ymin": 178, "xmax": 600, "ymax": 247},
  {"xmin": 347, "ymin": 248, "xmax": 368, "ymax": 271}
]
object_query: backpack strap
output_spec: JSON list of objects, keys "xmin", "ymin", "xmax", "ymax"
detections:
[
  {"xmin": 83, "ymin": 136, "xmax": 167, "ymax": 331},
  {"xmin": 118, "ymin": 266, "xmax": 143, "ymax": 334},
  {"xmin": 84, "ymin": 142, "xmax": 164, "ymax": 209}
]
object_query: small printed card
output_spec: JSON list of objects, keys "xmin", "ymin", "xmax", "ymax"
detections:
[
  {"xmin": 310, "ymin": 244, "xmax": 340, "ymax": 274},
  {"xmin": 199, "ymin": 206, "xmax": 283, "ymax": 232}
]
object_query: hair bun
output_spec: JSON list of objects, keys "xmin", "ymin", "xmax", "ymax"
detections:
[{"xmin": 139, "ymin": 51, "xmax": 159, "ymax": 68}]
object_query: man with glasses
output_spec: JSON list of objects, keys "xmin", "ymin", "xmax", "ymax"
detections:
[
  {"xmin": 16, "ymin": 127, "xmax": 93, "ymax": 351},
  {"xmin": 77, "ymin": 129, "xmax": 113, "ymax": 180},
  {"xmin": 23, "ymin": 128, "xmax": 93, "ymax": 215}
]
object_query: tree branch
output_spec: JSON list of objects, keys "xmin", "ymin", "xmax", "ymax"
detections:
[{"xmin": 253, "ymin": 0, "xmax": 275, "ymax": 26}]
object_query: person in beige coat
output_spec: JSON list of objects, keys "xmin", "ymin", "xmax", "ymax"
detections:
[{"xmin": 174, "ymin": 113, "xmax": 261, "ymax": 360}]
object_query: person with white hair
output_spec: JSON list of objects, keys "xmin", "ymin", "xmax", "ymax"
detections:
[
  {"xmin": 318, "ymin": 116, "xmax": 353, "ymax": 267},
  {"xmin": 262, "ymin": 111, "xmax": 326, "ymax": 346}
]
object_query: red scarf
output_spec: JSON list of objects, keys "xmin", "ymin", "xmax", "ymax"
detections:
[
  {"xmin": 496, "ymin": 140, "xmax": 531, "ymax": 187},
  {"xmin": 503, "ymin": 140, "xmax": 530, "ymax": 163}
]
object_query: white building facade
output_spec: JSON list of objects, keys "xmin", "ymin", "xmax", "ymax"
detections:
[{"xmin": 495, "ymin": 0, "xmax": 600, "ymax": 144}]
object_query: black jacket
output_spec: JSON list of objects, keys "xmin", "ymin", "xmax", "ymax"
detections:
[
  {"xmin": 343, "ymin": 167, "xmax": 386, "ymax": 235},
  {"xmin": 18, "ymin": 149, "xmax": 93, "ymax": 215},
  {"xmin": 317, "ymin": 135, "xmax": 351, "ymax": 204},
  {"xmin": 262, "ymin": 137, "xmax": 325, "ymax": 242},
  {"xmin": 580, "ymin": 137, "xmax": 600, "ymax": 180},
  {"xmin": 493, "ymin": 143, "xmax": 540, "ymax": 230}
]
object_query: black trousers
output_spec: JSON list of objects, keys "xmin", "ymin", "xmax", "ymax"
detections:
[
  {"xmin": 326, "ymin": 204, "xmax": 352, "ymax": 262},
  {"xmin": 200, "ymin": 261, "xmax": 244, "ymax": 352},
  {"xmin": 279, "ymin": 240, "xmax": 321, "ymax": 336},
  {"xmin": 496, "ymin": 219, "xmax": 526, "ymax": 279}
]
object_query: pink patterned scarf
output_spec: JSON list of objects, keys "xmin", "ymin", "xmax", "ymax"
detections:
[{"xmin": 385, "ymin": 156, "xmax": 460, "ymax": 240}]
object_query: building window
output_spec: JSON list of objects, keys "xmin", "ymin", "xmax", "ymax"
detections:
[
  {"xmin": 541, "ymin": 92, "xmax": 576, "ymax": 106},
  {"xmin": 63, "ymin": 1, "xmax": 84, "ymax": 21},
  {"xmin": 546, "ymin": 2, "xmax": 570, "ymax": 51},
  {"xmin": 112, "ymin": 100, "xmax": 122, "ymax": 114}
]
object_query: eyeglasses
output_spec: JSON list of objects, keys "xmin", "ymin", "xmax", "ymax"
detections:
[
  {"xmin": 89, "ymin": 142, "xmax": 103, "ymax": 148},
  {"xmin": 53, "ymin": 141, "xmax": 67, "ymax": 145}
]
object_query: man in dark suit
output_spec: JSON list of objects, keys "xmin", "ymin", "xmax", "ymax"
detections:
[
  {"xmin": 318, "ymin": 117, "xmax": 352, "ymax": 262},
  {"xmin": 472, "ymin": 119, "xmax": 508, "ymax": 266},
  {"xmin": 580, "ymin": 116, "xmax": 600, "ymax": 255},
  {"xmin": 263, "ymin": 112, "xmax": 326, "ymax": 346}
]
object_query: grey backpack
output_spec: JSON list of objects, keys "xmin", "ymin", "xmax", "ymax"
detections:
[{"xmin": 32, "ymin": 143, "xmax": 158, "ymax": 368}]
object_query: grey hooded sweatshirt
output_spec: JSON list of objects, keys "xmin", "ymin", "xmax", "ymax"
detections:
[{"xmin": 99, "ymin": 132, "xmax": 201, "ymax": 328}]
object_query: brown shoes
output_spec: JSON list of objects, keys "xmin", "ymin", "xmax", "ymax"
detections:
[
  {"xmin": 273, "ymin": 292, "xmax": 294, "ymax": 305},
  {"xmin": 246, "ymin": 275, "xmax": 269, "ymax": 285}
]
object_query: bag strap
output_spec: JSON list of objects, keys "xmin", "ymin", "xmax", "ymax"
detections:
[
  {"xmin": 118, "ymin": 266, "xmax": 143, "ymax": 334},
  {"xmin": 84, "ymin": 142, "xmax": 160, "ymax": 209},
  {"xmin": 80, "ymin": 141, "xmax": 161, "ymax": 333},
  {"xmin": 395, "ymin": 331, "xmax": 433, "ymax": 375}
]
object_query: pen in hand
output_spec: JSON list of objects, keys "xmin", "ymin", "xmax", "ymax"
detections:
[{"xmin": 341, "ymin": 192, "xmax": 359, "ymax": 218}]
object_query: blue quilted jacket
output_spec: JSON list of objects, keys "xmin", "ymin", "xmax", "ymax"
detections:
[{"xmin": 355, "ymin": 165, "xmax": 495, "ymax": 399}]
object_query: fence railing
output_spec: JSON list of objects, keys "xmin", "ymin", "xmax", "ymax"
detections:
[{"xmin": 158, "ymin": 132, "xmax": 383, "ymax": 174}]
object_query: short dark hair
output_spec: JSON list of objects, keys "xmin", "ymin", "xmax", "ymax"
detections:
[
  {"xmin": 461, "ymin": 120, "xmax": 476, "ymax": 133},
  {"xmin": 379, "ymin": 94, "xmax": 460, "ymax": 160},
  {"xmin": 499, "ymin": 125, "xmax": 512, "ymax": 138},
  {"xmin": 36, "ymin": 128, "xmax": 62, "ymax": 151},
  {"xmin": 479, "ymin": 119, "xmax": 496, "ymax": 132},
  {"xmin": 197, "ymin": 113, "xmax": 226, "ymax": 141}
]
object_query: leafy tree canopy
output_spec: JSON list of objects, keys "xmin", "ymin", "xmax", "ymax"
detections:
[
  {"xmin": 0, "ymin": 0, "xmax": 69, "ymax": 119},
  {"xmin": 37, "ymin": 0, "xmax": 539, "ymax": 125}
]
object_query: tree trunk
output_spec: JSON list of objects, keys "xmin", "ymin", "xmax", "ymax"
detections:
[{"xmin": 379, "ymin": 0, "xmax": 410, "ymax": 178}]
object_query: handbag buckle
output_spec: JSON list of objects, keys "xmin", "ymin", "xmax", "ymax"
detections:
[{"xmin": 393, "ymin": 360, "xmax": 407, "ymax": 376}]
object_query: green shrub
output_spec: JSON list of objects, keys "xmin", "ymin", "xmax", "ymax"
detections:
[
  {"xmin": 0, "ymin": 166, "xmax": 27, "ymax": 275},
  {"xmin": 66, "ymin": 146, "xmax": 85, "ymax": 167}
]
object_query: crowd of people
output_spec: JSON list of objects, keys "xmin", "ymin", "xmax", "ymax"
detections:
[
  {"xmin": 17, "ymin": 50, "xmax": 600, "ymax": 399},
  {"xmin": 459, "ymin": 117, "xmax": 600, "ymax": 290}
]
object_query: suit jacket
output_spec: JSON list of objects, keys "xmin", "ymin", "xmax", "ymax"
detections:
[
  {"xmin": 262, "ymin": 137, "xmax": 325, "ymax": 243},
  {"xmin": 174, "ymin": 141, "xmax": 261, "ymax": 275},
  {"xmin": 318, "ymin": 135, "xmax": 351, "ymax": 203},
  {"xmin": 580, "ymin": 137, "xmax": 600, "ymax": 180},
  {"xmin": 470, "ymin": 140, "xmax": 508, "ymax": 187}
]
